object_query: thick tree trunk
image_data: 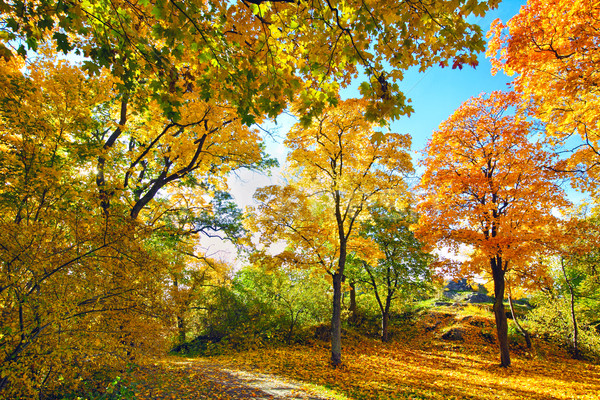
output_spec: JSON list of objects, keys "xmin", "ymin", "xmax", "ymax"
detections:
[
  {"xmin": 331, "ymin": 272, "xmax": 343, "ymax": 367},
  {"xmin": 507, "ymin": 289, "xmax": 531, "ymax": 349},
  {"xmin": 491, "ymin": 256, "xmax": 510, "ymax": 367},
  {"xmin": 381, "ymin": 311, "xmax": 389, "ymax": 342}
]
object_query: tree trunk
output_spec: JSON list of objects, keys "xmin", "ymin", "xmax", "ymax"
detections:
[
  {"xmin": 348, "ymin": 281, "xmax": 358, "ymax": 324},
  {"xmin": 561, "ymin": 257, "xmax": 580, "ymax": 359},
  {"xmin": 381, "ymin": 311, "xmax": 389, "ymax": 342},
  {"xmin": 381, "ymin": 293, "xmax": 393, "ymax": 342},
  {"xmin": 177, "ymin": 315, "xmax": 187, "ymax": 345},
  {"xmin": 491, "ymin": 256, "xmax": 510, "ymax": 367},
  {"xmin": 173, "ymin": 277, "xmax": 187, "ymax": 345},
  {"xmin": 331, "ymin": 272, "xmax": 343, "ymax": 367},
  {"xmin": 507, "ymin": 289, "xmax": 531, "ymax": 349}
]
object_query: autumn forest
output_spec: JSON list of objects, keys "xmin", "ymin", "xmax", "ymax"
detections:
[{"xmin": 1, "ymin": 0, "xmax": 600, "ymax": 399}]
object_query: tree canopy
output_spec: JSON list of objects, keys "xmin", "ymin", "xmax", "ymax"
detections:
[
  {"xmin": 487, "ymin": 0, "xmax": 600, "ymax": 195},
  {"xmin": 1, "ymin": 0, "xmax": 499, "ymax": 124},
  {"xmin": 250, "ymin": 98, "xmax": 413, "ymax": 366}
]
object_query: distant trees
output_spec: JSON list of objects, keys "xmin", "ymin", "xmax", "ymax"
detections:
[{"xmin": 417, "ymin": 91, "xmax": 570, "ymax": 367}]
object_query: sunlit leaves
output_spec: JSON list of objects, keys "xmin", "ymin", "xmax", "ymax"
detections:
[
  {"xmin": 417, "ymin": 91, "xmax": 569, "ymax": 271},
  {"xmin": 251, "ymin": 98, "xmax": 414, "ymax": 276},
  {"xmin": 487, "ymin": 0, "xmax": 600, "ymax": 196},
  {"xmin": 1, "ymin": 0, "xmax": 500, "ymax": 123},
  {"xmin": 210, "ymin": 324, "xmax": 600, "ymax": 400},
  {"xmin": 249, "ymin": 99, "xmax": 413, "ymax": 365},
  {"xmin": 0, "ymin": 46, "xmax": 265, "ymax": 397},
  {"xmin": 416, "ymin": 91, "xmax": 571, "ymax": 366}
]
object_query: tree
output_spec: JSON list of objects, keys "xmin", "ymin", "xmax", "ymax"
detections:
[
  {"xmin": 150, "ymin": 190, "xmax": 244, "ymax": 345},
  {"xmin": 348, "ymin": 206, "xmax": 432, "ymax": 342},
  {"xmin": 550, "ymin": 215, "xmax": 600, "ymax": 359},
  {"xmin": 249, "ymin": 98, "xmax": 413, "ymax": 366},
  {"xmin": 0, "ymin": 54, "xmax": 177, "ymax": 397},
  {"xmin": 0, "ymin": 48, "xmax": 268, "ymax": 396},
  {"xmin": 487, "ymin": 0, "xmax": 600, "ymax": 196},
  {"xmin": 1, "ymin": 0, "xmax": 499, "ymax": 124},
  {"xmin": 233, "ymin": 262, "xmax": 331, "ymax": 345},
  {"xmin": 416, "ymin": 91, "xmax": 570, "ymax": 367}
]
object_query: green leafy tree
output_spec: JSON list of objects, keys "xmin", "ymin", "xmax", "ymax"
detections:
[{"xmin": 348, "ymin": 206, "xmax": 433, "ymax": 342}]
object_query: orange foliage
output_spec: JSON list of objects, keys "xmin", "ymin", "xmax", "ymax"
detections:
[
  {"xmin": 416, "ymin": 91, "xmax": 570, "ymax": 367},
  {"xmin": 417, "ymin": 91, "xmax": 569, "ymax": 275},
  {"xmin": 487, "ymin": 0, "xmax": 600, "ymax": 196}
]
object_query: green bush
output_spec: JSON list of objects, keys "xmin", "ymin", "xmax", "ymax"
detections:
[
  {"xmin": 528, "ymin": 292, "xmax": 600, "ymax": 361},
  {"xmin": 172, "ymin": 265, "xmax": 331, "ymax": 354}
]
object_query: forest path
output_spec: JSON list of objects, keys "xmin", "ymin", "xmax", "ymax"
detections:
[{"xmin": 132, "ymin": 356, "xmax": 335, "ymax": 400}]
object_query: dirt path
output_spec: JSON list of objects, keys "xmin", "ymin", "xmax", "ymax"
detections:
[{"xmin": 133, "ymin": 357, "xmax": 336, "ymax": 399}]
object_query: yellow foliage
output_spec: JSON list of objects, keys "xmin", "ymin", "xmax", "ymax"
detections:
[{"xmin": 207, "ymin": 327, "xmax": 600, "ymax": 400}]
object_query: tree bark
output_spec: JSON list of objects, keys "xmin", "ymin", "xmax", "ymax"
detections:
[
  {"xmin": 177, "ymin": 315, "xmax": 187, "ymax": 345},
  {"xmin": 507, "ymin": 289, "xmax": 531, "ymax": 349},
  {"xmin": 561, "ymin": 257, "xmax": 580, "ymax": 359},
  {"xmin": 331, "ymin": 271, "xmax": 343, "ymax": 367},
  {"xmin": 348, "ymin": 281, "xmax": 358, "ymax": 324},
  {"xmin": 491, "ymin": 255, "xmax": 510, "ymax": 367},
  {"xmin": 382, "ymin": 311, "xmax": 389, "ymax": 342},
  {"xmin": 381, "ymin": 290, "xmax": 393, "ymax": 342},
  {"xmin": 331, "ymin": 188, "xmax": 349, "ymax": 367}
]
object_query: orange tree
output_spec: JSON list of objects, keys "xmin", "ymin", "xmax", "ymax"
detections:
[
  {"xmin": 416, "ymin": 91, "xmax": 570, "ymax": 367},
  {"xmin": 248, "ymin": 98, "xmax": 413, "ymax": 366},
  {"xmin": 487, "ymin": 0, "xmax": 600, "ymax": 196}
]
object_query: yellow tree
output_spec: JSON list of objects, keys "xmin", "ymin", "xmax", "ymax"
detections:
[
  {"xmin": 0, "ymin": 48, "xmax": 266, "ymax": 396},
  {"xmin": 1, "ymin": 0, "xmax": 500, "ymax": 124},
  {"xmin": 0, "ymin": 54, "xmax": 174, "ymax": 397},
  {"xmin": 249, "ymin": 98, "xmax": 413, "ymax": 366},
  {"xmin": 487, "ymin": 0, "xmax": 600, "ymax": 196},
  {"xmin": 416, "ymin": 91, "xmax": 570, "ymax": 367}
]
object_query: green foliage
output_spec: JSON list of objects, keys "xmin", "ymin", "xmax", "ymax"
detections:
[
  {"xmin": 172, "ymin": 264, "xmax": 331, "ymax": 355},
  {"xmin": 346, "ymin": 205, "xmax": 434, "ymax": 340},
  {"xmin": 55, "ymin": 374, "xmax": 138, "ymax": 400},
  {"xmin": 528, "ymin": 289, "xmax": 600, "ymax": 361}
]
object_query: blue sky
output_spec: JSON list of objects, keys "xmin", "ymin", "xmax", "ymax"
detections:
[{"xmin": 390, "ymin": 0, "xmax": 526, "ymax": 154}]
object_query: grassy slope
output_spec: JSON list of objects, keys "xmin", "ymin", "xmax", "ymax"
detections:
[{"xmin": 206, "ymin": 305, "xmax": 600, "ymax": 400}]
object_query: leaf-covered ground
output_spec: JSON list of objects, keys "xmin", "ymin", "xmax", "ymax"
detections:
[
  {"xmin": 132, "ymin": 310, "xmax": 600, "ymax": 399},
  {"xmin": 131, "ymin": 357, "xmax": 335, "ymax": 399}
]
